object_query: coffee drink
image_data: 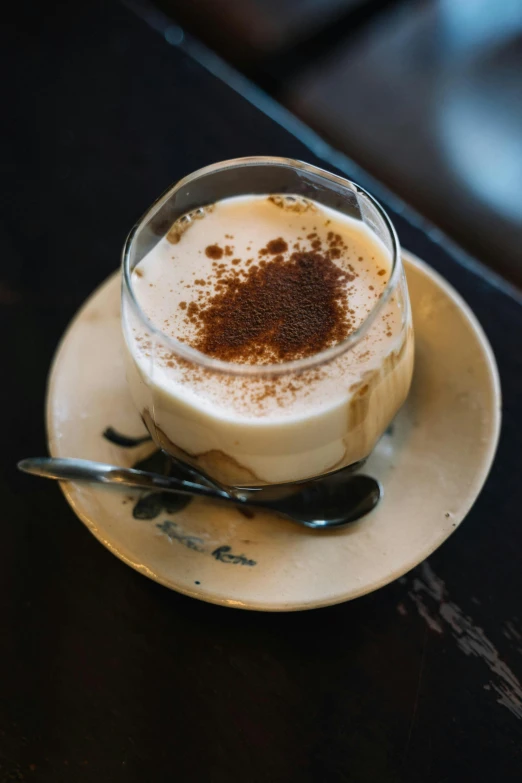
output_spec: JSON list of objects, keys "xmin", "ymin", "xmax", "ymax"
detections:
[{"xmin": 123, "ymin": 193, "xmax": 413, "ymax": 485}]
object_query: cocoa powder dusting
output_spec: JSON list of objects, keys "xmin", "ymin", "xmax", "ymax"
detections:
[
  {"xmin": 190, "ymin": 248, "xmax": 355, "ymax": 363},
  {"xmin": 265, "ymin": 238, "xmax": 288, "ymax": 255},
  {"xmin": 205, "ymin": 244, "xmax": 223, "ymax": 259}
]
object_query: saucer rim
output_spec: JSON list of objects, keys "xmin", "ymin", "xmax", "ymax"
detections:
[{"xmin": 46, "ymin": 251, "xmax": 502, "ymax": 611}]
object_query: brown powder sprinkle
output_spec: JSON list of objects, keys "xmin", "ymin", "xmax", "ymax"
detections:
[
  {"xmin": 260, "ymin": 237, "xmax": 288, "ymax": 256},
  {"xmin": 189, "ymin": 249, "xmax": 355, "ymax": 363},
  {"xmin": 205, "ymin": 244, "xmax": 223, "ymax": 259},
  {"xmin": 187, "ymin": 302, "xmax": 199, "ymax": 321}
]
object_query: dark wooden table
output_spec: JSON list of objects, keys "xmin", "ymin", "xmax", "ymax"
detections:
[{"xmin": 2, "ymin": 1, "xmax": 522, "ymax": 781}]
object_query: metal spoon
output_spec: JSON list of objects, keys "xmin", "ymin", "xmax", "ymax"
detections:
[{"xmin": 18, "ymin": 457, "xmax": 382, "ymax": 529}]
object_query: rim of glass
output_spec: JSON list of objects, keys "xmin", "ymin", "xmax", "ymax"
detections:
[{"xmin": 122, "ymin": 156, "xmax": 401, "ymax": 377}]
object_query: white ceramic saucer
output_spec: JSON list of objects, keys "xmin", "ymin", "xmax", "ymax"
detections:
[{"xmin": 46, "ymin": 252, "xmax": 501, "ymax": 611}]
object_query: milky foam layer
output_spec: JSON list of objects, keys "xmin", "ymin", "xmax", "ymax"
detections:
[{"xmin": 132, "ymin": 194, "xmax": 392, "ymax": 363}]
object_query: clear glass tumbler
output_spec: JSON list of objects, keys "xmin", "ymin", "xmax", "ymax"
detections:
[{"xmin": 122, "ymin": 157, "xmax": 414, "ymax": 487}]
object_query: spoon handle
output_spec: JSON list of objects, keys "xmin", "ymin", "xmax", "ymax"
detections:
[{"xmin": 17, "ymin": 457, "xmax": 228, "ymax": 501}]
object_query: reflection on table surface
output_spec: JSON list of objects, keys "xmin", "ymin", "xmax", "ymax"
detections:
[{"xmin": 156, "ymin": 0, "xmax": 522, "ymax": 285}]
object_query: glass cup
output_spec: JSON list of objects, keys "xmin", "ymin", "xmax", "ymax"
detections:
[{"xmin": 122, "ymin": 157, "xmax": 414, "ymax": 487}]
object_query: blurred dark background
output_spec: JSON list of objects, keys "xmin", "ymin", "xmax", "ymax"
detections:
[{"xmin": 148, "ymin": 0, "xmax": 522, "ymax": 286}]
